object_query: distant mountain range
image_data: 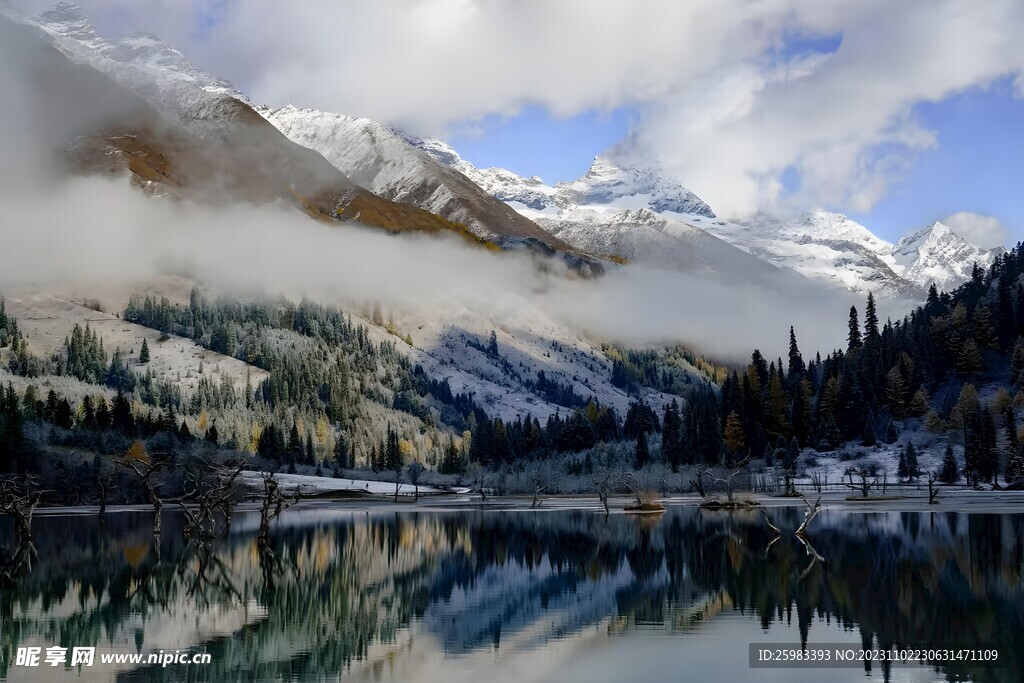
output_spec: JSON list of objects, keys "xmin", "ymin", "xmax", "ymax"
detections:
[
  {"xmin": 408, "ymin": 138, "xmax": 1002, "ymax": 298},
  {"xmin": 8, "ymin": 2, "xmax": 1004, "ymax": 299}
]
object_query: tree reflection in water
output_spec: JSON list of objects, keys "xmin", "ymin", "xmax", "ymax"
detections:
[{"xmin": 0, "ymin": 505, "xmax": 1020, "ymax": 682}]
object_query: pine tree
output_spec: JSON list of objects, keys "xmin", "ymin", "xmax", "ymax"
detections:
[
  {"xmin": 939, "ymin": 443, "xmax": 959, "ymax": 483},
  {"xmin": 905, "ymin": 442, "xmax": 919, "ymax": 479},
  {"xmin": 206, "ymin": 421, "xmax": 219, "ymax": 445},
  {"xmin": 884, "ymin": 419, "xmax": 898, "ymax": 444},
  {"xmin": 860, "ymin": 411, "xmax": 876, "ymax": 447},
  {"xmin": 634, "ymin": 430, "xmax": 649, "ymax": 470},
  {"xmin": 723, "ymin": 410, "xmax": 745, "ymax": 459},
  {"xmin": 897, "ymin": 448, "xmax": 909, "ymax": 479},
  {"xmin": 787, "ymin": 326, "xmax": 805, "ymax": 379},
  {"xmin": 661, "ymin": 400, "xmax": 683, "ymax": 473},
  {"xmin": 848, "ymin": 306, "xmax": 862, "ymax": 351},
  {"xmin": 111, "ymin": 389, "xmax": 134, "ymax": 434},
  {"xmin": 864, "ymin": 292, "xmax": 879, "ymax": 341},
  {"xmin": 139, "ymin": 338, "xmax": 150, "ymax": 364}
]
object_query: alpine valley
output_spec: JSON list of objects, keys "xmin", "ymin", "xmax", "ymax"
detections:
[{"xmin": 1, "ymin": 1, "xmax": 1021, "ymax": 509}]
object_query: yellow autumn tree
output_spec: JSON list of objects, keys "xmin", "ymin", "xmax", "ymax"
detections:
[
  {"xmin": 723, "ymin": 411, "xmax": 745, "ymax": 457},
  {"xmin": 125, "ymin": 439, "xmax": 149, "ymax": 463}
]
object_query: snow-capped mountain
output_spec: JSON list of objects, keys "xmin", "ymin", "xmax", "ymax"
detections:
[
  {"xmin": 415, "ymin": 139, "xmax": 715, "ymax": 218},
  {"xmin": 24, "ymin": 2, "xmax": 251, "ymax": 132},
  {"xmin": 417, "ymin": 139, "xmax": 999, "ymax": 297},
  {"xmin": 397, "ymin": 140, "xmax": 796, "ymax": 286},
  {"xmin": 893, "ymin": 221, "xmax": 1004, "ymax": 292},
  {"xmin": 256, "ymin": 105, "xmax": 569, "ymax": 248},
  {"xmin": 532, "ymin": 207, "xmax": 793, "ymax": 288},
  {"xmin": 5, "ymin": 3, "xmax": 550, "ymax": 246},
  {"xmin": 414, "ymin": 142, "xmax": 917, "ymax": 294},
  {"xmin": 702, "ymin": 211, "xmax": 920, "ymax": 298}
]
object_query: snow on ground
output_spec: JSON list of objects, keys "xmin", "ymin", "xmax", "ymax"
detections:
[
  {"xmin": 3, "ymin": 288, "xmax": 267, "ymax": 394},
  {"xmin": 797, "ymin": 418, "xmax": 955, "ymax": 487},
  {"xmin": 354, "ymin": 305, "xmax": 684, "ymax": 423},
  {"xmin": 237, "ymin": 471, "xmax": 471, "ymax": 497}
]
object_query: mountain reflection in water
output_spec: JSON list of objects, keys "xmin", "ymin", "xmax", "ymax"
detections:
[{"xmin": 0, "ymin": 505, "xmax": 1021, "ymax": 683}]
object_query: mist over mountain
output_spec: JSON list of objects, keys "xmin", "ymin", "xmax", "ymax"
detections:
[{"xmin": 2, "ymin": 2, "xmax": 1021, "ymax": 510}]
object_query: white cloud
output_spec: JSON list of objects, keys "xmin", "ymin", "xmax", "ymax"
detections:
[
  {"xmin": 12, "ymin": 0, "xmax": 1024, "ymax": 219},
  {"xmin": 941, "ymin": 212, "xmax": 1008, "ymax": 249}
]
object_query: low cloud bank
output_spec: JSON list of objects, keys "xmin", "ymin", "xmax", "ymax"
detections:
[{"xmin": 0, "ymin": 172, "xmax": 895, "ymax": 362}]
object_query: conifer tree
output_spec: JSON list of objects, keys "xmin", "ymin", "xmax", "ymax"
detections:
[
  {"xmin": 634, "ymin": 430, "xmax": 649, "ymax": 469},
  {"xmin": 939, "ymin": 443, "xmax": 959, "ymax": 483},
  {"xmin": 661, "ymin": 400, "xmax": 683, "ymax": 473},
  {"xmin": 864, "ymin": 292, "xmax": 879, "ymax": 341},
  {"xmin": 848, "ymin": 306, "xmax": 862, "ymax": 351},
  {"xmin": 723, "ymin": 410, "xmax": 745, "ymax": 460},
  {"xmin": 860, "ymin": 411, "xmax": 876, "ymax": 446},
  {"xmin": 139, "ymin": 338, "xmax": 150, "ymax": 364},
  {"xmin": 787, "ymin": 326, "xmax": 805, "ymax": 379},
  {"xmin": 905, "ymin": 442, "xmax": 919, "ymax": 479}
]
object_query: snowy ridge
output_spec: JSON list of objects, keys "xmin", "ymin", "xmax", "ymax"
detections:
[
  {"xmin": 416, "ymin": 140, "xmax": 715, "ymax": 218},
  {"xmin": 702, "ymin": 211, "xmax": 919, "ymax": 297},
  {"xmin": 893, "ymin": 221, "xmax": 1003, "ymax": 292},
  {"xmin": 418, "ymin": 136, "xmax": 1001, "ymax": 297},
  {"xmin": 530, "ymin": 207, "xmax": 792, "ymax": 287},
  {"xmin": 256, "ymin": 105, "xmax": 571, "ymax": 246},
  {"xmin": 410, "ymin": 140, "xmax": 799, "ymax": 285},
  {"xmin": 22, "ymin": 2, "xmax": 250, "ymax": 130}
]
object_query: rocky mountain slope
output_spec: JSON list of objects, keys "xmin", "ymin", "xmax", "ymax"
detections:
[
  {"xmin": 4, "ymin": 3, "xmax": 503, "ymax": 245},
  {"xmin": 256, "ymin": 105, "xmax": 572, "ymax": 249}
]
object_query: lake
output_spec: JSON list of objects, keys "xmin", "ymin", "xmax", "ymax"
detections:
[{"xmin": 1, "ymin": 502, "xmax": 1021, "ymax": 682}]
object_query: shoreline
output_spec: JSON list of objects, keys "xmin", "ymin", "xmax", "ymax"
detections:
[{"xmin": 26, "ymin": 488, "xmax": 1024, "ymax": 517}]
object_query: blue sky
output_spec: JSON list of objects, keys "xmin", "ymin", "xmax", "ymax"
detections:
[
  {"xmin": 849, "ymin": 79, "xmax": 1024, "ymax": 243},
  {"xmin": 448, "ymin": 59, "xmax": 1022, "ymax": 246},
  {"xmin": 448, "ymin": 106, "xmax": 639, "ymax": 183}
]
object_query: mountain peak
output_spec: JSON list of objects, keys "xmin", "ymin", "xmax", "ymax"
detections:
[
  {"xmin": 555, "ymin": 154, "xmax": 716, "ymax": 217},
  {"xmin": 893, "ymin": 220, "xmax": 1001, "ymax": 291}
]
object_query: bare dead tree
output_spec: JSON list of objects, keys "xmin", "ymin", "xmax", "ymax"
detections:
[
  {"xmin": 927, "ymin": 470, "xmax": 940, "ymax": 505},
  {"xmin": 116, "ymin": 449, "xmax": 167, "ymax": 537},
  {"xmin": 95, "ymin": 472, "xmax": 112, "ymax": 524},
  {"xmin": 178, "ymin": 542, "xmax": 241, "ymax": 608},
  {"xmin": 794, "ymin": 493, "xmax": 822, "ymax": 537},
  {"xmin": 698, "ymin": 455, "xmax": 754, "ymax": 504},
  {"xmin": 690, "ymin": 473, "xmax": 707, "ymax": 499},
  {"xmin": 810, "ymin": 471, "xmax": 823, "ymax": 494},
  {"xmin": 257, "ymin": 473, "xmax": 301, "ymax": 550},
  {"xmin": 593, "ymin": 472, "xmax": 618, "ymax": 515},
  {"xmin": 761, "ymin": 507, "xmax": 783, "ymax": 555},
  {"xmin": 175, "ymin": 458, "xmax": 246, "ymax": 542},
  {"xmin": 467, "ymin": 463, "xmax": 488, "ymax": 502},
  {"xmin": 530, "ymin": 473, "xmax": 548, "ymax": 509},
  {"xmin": 796, "ymin": 533, "xmax": 826, "ymax": 581},
  {"xmin": 0, "ymin": 476, "xmax": 46, "ymax": 580},
  {"xmin": 621, "ymin": 472, "xmax": 646, "ymax": 508},
  {"xmin": 406, "ymin": 462, "xmax": 426, "ymax": 502},
  {"xmin": 843, "ymin": 467, "xmax": 877, "ymax": 498}
]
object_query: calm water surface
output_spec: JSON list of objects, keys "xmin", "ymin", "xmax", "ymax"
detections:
[{"xmin": 1, "ymin": 504, "xmax": 1021, "ymax": 683}]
